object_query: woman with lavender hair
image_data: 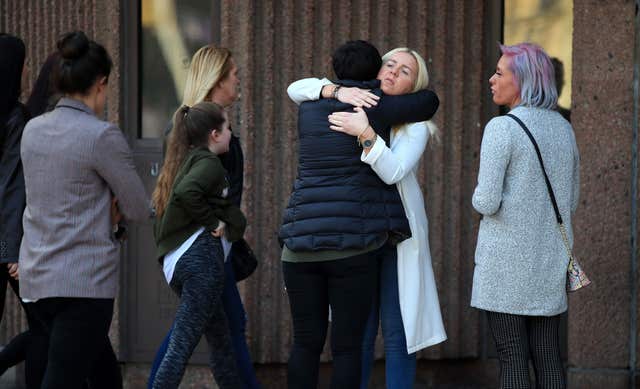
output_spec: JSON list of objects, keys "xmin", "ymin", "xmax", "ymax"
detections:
[{"xmin": 471, "ymin": 42, "xmax": 579, "ymax": 389}]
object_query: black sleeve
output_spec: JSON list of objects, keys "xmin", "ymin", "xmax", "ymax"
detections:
[
  {"xmin": 0, "ymin": 106, "xmax": 28, "ymax": 262},
  {"xmin": 218, "ymin": 134, "xmax": 244, "ymax": 207},
  {"xmin": 367, "ymin": 89, "xmax": 440, "ymax": 129}
]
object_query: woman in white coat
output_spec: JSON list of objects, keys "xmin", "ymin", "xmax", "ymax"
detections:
[{"xmin": 287, "ymin": 47, "xmax": 447, "ymax": 388}]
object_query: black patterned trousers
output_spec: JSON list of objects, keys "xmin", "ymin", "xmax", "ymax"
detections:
[
  {"xmin": 153, "ymin": 232, "xmax": 241, "ymax": 389},
  {"xmin": 486, "ymin": 310, "xmax": 566, "ymax": 389}
]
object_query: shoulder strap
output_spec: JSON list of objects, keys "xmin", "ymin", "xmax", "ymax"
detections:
[{"xmin": 505, "ymin": 113, "xmax": 563, "ymax": 224}]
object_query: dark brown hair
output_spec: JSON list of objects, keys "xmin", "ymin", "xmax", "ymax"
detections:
[
  {"xmin": 152, "ymin": 102, "xmax": 226, "ymax": 216},
  {"xmin": 54, "ymin": 31, "xmax": 112, "ymax": 95}
]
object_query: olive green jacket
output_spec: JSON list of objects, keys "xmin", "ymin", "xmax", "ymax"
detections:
[{"xmin": 154, "ymin": 147, "xmax": 246, "ymax": 260}]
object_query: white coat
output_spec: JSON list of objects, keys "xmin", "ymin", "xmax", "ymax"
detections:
[
  {"xmin": 362, "ymin": 123, "xmax": 447, "ymax": 353},
  {"xmin": 287, "ymin": 78, "xmax": 447, "ymax": 352}
]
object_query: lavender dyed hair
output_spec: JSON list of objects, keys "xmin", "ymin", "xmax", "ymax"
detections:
[{"xmin": 499, "ymin": 42, "xmax": 558, "ymax": 110}]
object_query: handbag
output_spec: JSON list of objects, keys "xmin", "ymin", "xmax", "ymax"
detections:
[
  {"xmin": 506, "ymin": 114, "xmax": 591, "ymax": 292},
  {"xmin": 230, "ymin": 238, "xmax": 258, "ymax": 282}
]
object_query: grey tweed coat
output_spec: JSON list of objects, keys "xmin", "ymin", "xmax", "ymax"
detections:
[
  {"xmin": 19, "ymin": 98, "xmax": 149, "ymax": 300},
  {"xmin": 471, "ymin": 106, "xmax": 580, "ymax": 316}
]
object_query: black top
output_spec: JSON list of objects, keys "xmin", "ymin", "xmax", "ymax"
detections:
[{"xmin": 0, "ymin": 103, "xmax": 30, "ymax": 263}]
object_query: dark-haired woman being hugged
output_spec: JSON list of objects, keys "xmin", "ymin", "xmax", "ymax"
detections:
[
  {"xmin": 19, "ymin": 31, "xmax": 148, "ymax": 389},
  {"xmin": 152, "ymin": 102, "xmax": 245, "ymax": 389}
]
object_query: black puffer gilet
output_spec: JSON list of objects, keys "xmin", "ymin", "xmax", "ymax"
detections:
[{"xmin": 279, "ymin": 79, "xmax": 421, "ymax": 251}]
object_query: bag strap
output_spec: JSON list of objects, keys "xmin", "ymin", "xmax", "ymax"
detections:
[
  {"xmin": 505, "ymin": 114, "xmax": 574, "ymax": 259},
  {"xmin": 505, "ymin": 113, "xmax": 562, "ymax": 224}
]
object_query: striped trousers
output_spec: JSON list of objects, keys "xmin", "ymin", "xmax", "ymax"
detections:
[{"xmin": 486, "ymin": 311, "xmax": 566, "ymax": 389}]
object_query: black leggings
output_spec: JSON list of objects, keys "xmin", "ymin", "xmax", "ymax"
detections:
[
  {"xmin": 282, "ymin": 246, "xmax": 386, "ymax": 389},
  {"xmin": 486, "ymin": 311, "xmax": 566, "ymax": 389},
  {"xmin": 0, "ymin": 266, "xmax": 62, "ymax": 389},
  {"xmin": 0, "ymin": 265, "xmax": 28, "ymax": 375},
  {"xmin": 153, "ymin": 232, "xmax": 240, "ymax": 389}
]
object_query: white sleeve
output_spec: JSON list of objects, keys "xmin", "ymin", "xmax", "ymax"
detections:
[
  {"xmin": 361, "ymin": 122, "xmax": 429, "ymax": 185},
  {"xmin": 287, "ymin": 78, "xmax": 333, "ymax": 105}
]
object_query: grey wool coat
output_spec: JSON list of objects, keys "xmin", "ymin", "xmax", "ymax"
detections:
[
  {"xmin": 471, "ymin": 106, "xmax": 580, "ymax": 316},
  {"xmin": 19, "ymin": 98, "xmax": 149, "ymax": 300}
]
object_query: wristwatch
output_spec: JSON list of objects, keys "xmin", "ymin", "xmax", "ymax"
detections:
[
  {"xmin": 332, "ymin": 85, "xmax": 341, "ymax": 99},
  {"xmin": 361, "ymin": 134, "xmax": 377, "ymax": 148}
]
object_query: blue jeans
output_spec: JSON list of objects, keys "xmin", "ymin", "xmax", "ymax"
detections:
[
  {"xmin": 360, "ymin": 245, "xmax": 416, "ymax": 389},
  {"xmin": 148, "ymin": 259, "xmax": 261, "ymax": 389}
]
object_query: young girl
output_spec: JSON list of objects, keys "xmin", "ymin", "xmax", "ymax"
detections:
[{"xmin": 152, "ymin": 101, "xmax": 246, "ymax": 389}]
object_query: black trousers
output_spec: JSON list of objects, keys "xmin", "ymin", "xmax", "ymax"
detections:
[
  {"xmin": 0, "ymin": 263, "xmax": 20, "ymax": 321},
  {"xmin": 0, "ymin": 263, "xmax": 25, "ymax": 373},
  {"xmin": 0, "ymin": 265, "xmax": 48, "ymax": 388},
  {"xmin": 486, "ymin": 311, "xmax": 566, "ymax": 389},
  {"xmin": 29, "ymin": 297, "xmax": 122, "ymax": 389},
  {"xmin": 282, "ymin": 245, "xmax": 387, "ymax": 389}
]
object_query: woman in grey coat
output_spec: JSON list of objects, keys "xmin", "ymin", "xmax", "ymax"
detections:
[
  {"xmin": 20, "ymin": 31, "xmax": 148, "ymax": 388},
  {"xmin": 471, "ymin": 43, "xmax": 579, "ymax": 389}
]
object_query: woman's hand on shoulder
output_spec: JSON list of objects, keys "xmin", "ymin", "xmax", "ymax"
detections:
[
  {"xmin": 336, "ymin": 87, "xmax": 379, "ymax": 108},
  {"xmin": 328, "ymin": 107, "xmax": 370, "ymax": 137}
]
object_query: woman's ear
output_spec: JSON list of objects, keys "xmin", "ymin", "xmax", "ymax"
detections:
[{"xmin": 96, "ymin": 76, "xmax": 108, "ymax": 94}]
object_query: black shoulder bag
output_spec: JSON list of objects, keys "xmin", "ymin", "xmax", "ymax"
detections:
[{"xmin": 231, "ymin": 238, "xmax": 258, "ymax": 282}]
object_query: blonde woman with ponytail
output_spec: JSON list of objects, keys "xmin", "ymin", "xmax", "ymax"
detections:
[
  {"xmin": 149, "ymin": 46, "xmax": 262, "ymax": 389},
  {"xmin": 287, "ymin": 47, "xmax": 446, "ymax": 388}
]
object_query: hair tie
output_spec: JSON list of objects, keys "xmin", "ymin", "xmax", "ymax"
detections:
[{"xmin": 183, "ymin": 105, "xmax": 190, "ymax": 117}]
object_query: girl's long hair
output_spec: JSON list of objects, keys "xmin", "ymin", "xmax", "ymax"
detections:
[{"xmin": 152, "ymin": 102, "xmax": 226, "ymax": 216}]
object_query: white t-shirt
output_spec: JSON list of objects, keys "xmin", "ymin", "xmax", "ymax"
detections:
[{"xmin": 162, "ymin": 228, "xmax": 233, "ymax": 283}]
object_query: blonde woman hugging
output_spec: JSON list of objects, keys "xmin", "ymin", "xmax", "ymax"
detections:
[{"xmin": 287, "ymin": 47, "xmax": 446, "ymax": 389}]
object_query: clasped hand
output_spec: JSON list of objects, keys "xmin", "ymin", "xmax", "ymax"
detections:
[
  {"xmin": 336, "ymin": 86, "xmax": 379, "ymax": 108},
  {"xmin": 328, "ymin": 107, "xmax": 371, "ymax": 136}
]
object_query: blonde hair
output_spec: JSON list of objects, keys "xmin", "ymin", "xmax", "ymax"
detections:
[
  {"xmin": 382, "ymin": 47, "xmax": 439, "ymax": 143},
  {"xmin": 182, "ymin": 45, "xmax": 233, "ymax": 106}
]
